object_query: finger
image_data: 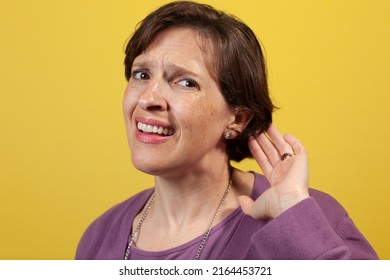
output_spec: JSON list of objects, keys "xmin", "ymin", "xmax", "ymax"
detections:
[
  {"xmin": 266, "ymin": 124, "xmax": 294, "ymax": 157},
  {"xmin": 248, "ymin": 136, "xmax": 273, "ymax": 177},
  {"xmin": 284, "ymin": 134, "xmax": 306, "ymax": 156},
  {"xmin": 256, "ymin": 132, "xmax": 281, "ymax": 166}
]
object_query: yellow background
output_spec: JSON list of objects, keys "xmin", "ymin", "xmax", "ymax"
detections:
[{"xmin": 1, "ymin": 0, "xmax": 389, "ymax": 259}]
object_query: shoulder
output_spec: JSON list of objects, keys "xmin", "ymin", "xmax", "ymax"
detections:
[
  {"xmin": 308, "ymin": 188, "xmax": 347, "ymax": 215},
  {"xmin": 76, "ymin": 188, "xmax": 153, "ymax": 259},
  {"xmin": 88, "ymin": 188, "xmax": 153, "ymax": 228},
  {"xmin": 230, "ymin": 172, "xmax": 377, "ymax": 259}
]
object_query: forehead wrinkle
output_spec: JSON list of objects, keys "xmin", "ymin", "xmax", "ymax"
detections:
[
  {"xmin": 133, "ymin": 54, "xmax": 205, "ymax": 80},
  {"xmin": 132, "ymin": 27, "xmax": 217, "ymax": 81}
]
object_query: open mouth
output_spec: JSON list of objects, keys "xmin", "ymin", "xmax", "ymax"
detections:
[{"xmin": 137, "ymin": 121, "xmax": 174, "ymax": 136}]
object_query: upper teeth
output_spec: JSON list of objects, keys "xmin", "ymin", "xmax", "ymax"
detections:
[{"xmin": 137, "ymin": 122, "xmax": 174, "ymax": 136}]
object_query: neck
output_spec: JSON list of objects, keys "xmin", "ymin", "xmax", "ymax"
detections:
[
  {"xmin": 129, "ymin": 167, "xmax": 255, "ymax": 252},
  {"xmin": 151, "ymin": 164, "xmax": 232, "ymax": 228}
]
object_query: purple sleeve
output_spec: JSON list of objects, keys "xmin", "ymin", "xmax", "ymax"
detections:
[{"xmin": 251, "ymin": 197, "xmax": 378, "ymax": 259}]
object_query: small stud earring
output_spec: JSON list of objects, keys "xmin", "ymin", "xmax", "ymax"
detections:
[{"xmin": 225, "ymin": 130, "xmax": 232, "ymax": 139}]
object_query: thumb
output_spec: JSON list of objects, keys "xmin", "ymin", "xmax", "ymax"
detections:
[{"xmin": 238, "ymin": 195, "xmax": 258, "ymax": 219}]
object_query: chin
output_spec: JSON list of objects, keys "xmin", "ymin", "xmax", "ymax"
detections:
[
  {"xmin": 131, "ymin": 155, "xmax": 165, "ymax": 176},
  {"xmin": 131, "ymin": 155, "xmax": 187, "ymax": 178}
]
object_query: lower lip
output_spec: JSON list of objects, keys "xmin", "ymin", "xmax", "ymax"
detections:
[{"xmin": 135, "ymin": 129, "xmax": 172, "ymax": 144}]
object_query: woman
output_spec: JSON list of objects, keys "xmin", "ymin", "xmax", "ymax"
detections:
[{"xmin": 76, "ymin": 1, "xmax": 377, "ymax": 259}]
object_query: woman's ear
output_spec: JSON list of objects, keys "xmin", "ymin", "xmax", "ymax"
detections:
[{"xmin": 225, "ymin": 108, "xmax": 253, "ymax": 138}]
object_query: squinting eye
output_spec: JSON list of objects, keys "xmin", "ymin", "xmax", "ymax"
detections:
[
  {"xmin": 132, "ymin": 71, "xmax": 149, "ymax": 80},
  {"xmin": 177, "ymin": 78, "xmax": 198, "ymax": 89}
]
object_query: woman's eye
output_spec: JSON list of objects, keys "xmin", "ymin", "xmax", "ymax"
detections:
[
  {"xmin": 177, "ymin": 78, "xmax": 198, "ymax": 89},
  {"xmin": 132, "ymin": 71, "xmax": 149, "ymax": 80}
]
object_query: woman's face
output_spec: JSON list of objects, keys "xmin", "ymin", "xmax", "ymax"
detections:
[{"xmin": 123, "ymin": 27, "xmax": 235, "ymax": 177}]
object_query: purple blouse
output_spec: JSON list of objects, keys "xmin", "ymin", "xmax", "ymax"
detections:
[{"xmin": 76, "ymin": 173, "xmax": 378, "ymax": 260}]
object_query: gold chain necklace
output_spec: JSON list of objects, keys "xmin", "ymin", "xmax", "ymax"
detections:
[{"xmin": 124, "ymin": 177, "xmax": 232, "ymax": 260}]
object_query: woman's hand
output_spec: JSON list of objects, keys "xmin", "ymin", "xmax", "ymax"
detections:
[{"xmin": 238, "ymin": 124, "xmax": 310, "ymax": 219}]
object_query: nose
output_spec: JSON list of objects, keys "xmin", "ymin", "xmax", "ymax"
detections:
[{"xmin": 137, "ymin": 81, "xmax": 168, "ymax": 111}]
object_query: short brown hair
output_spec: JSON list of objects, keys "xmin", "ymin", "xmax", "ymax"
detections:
[{"xmin": 124, "ymin": 1, "xmax": 275, "ymax": 161}]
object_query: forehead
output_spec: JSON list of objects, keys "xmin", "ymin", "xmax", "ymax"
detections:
[
  {"xmin": 147, "ymin": 27, "xmax": 200, "ymax": 50},
  {"xmin": 134, "ymin": 27, "xmax": 217, "ymax": 76}
]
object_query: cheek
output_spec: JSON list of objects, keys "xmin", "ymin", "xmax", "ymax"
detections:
[
  {"xmin": 123, "ymin": 84, "xmax": 138, "ymax": 114},
  {"xmin": 181, "ymin": 98, "xmax": 212, "ymax": 128},
  {"xmin": 186, "ymin": 99, "xmax": 225, "ymax": 134},
  {"xmin": 200, "ymin": 95, "xmax": 230, "ymax": 123},
  {"xmin": 200, "ymin": 103, "xmax": 216, "ymax": 127}
]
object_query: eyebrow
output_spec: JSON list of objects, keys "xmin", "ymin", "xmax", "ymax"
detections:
[
  {"xmin": 131, "ymin": 60, "xmax": 151, "ymax": 70},
  {"xmin": 132, "ymin": 59, "xmax": 202, "ymax": 78}
]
